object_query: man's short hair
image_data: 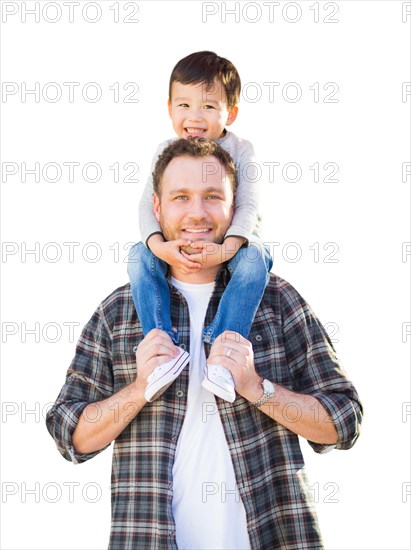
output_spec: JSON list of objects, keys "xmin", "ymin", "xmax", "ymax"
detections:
[
  {"xmin": 169, "ymin": 51, "xmax": 241, "ymax": 109},
  {"xmin": 152, "ymin": 138, "xmax": 238, "ymax": 196}
]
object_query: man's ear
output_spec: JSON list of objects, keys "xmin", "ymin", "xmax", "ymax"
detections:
[
  {"xmin": 226, "ymin": 105, "xmax": 238, "ymax": 127},
  {"xmin": 153, "ymin": 193, "xmax": 161, "ymax": 222}
]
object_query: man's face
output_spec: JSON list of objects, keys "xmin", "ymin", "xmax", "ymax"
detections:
[
  {"xmin": 168, "ymin": 80, "xmax": 238, "ymax": 141},
  {"xmin": 153, "ymin": 155, "xmax": 234, "ymax": 248}
]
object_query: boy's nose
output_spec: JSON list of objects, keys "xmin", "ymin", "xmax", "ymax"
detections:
[{"xmin": 187, "ymin": 108, "xmax": 203, "ymax": 122}]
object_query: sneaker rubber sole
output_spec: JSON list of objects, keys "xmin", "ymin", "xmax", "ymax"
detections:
[
  {"xmin": 202, "ymin": 363, "xmax": 236, "ymax": 403},
  {"xmin": 145, "ymin": 348, "xmax": 190, "ymax": 402}
]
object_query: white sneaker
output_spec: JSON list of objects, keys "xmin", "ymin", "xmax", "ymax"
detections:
[
  {"xmin": 202, "ymin": 363, "xmax": 236, "ymax": 403},
  {"xmin": 145, "ymin": 347, "xmax": 190, "ymax": 402}
]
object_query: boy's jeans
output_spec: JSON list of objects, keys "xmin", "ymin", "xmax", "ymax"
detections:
[{"xmin": 127, "ymin": 240, "xmax": 272, "ymax": 346}]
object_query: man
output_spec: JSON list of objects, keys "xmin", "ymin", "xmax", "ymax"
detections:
[{"xmin": 46, "ymin": 138, "xmax": 363, "ymax": 549}]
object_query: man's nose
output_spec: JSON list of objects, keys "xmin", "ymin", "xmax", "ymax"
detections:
[{"xmin": 187, "ymin": 197, "xmax": 207, "ymax": 218}]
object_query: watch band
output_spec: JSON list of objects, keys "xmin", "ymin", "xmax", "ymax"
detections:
[
  {"xmin": 252, "ymin": 393, "xmax": 272, "ymax": 408},
  {"xmin": 252, "ymin": 379, "xmax": 275, "ymax": 407}
]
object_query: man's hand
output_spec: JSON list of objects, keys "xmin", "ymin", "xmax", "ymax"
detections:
[
  {"xmin": 150, "ymin": 238, "xmax": 203, "ymax": 275},
  {"xmin": 72, "ymin": 328, "xmax": 180, "ymax": 455},
  {"xmin": 134, "ymin": 329, "xmax": 179, "ymax": 392},
  {"xmin": 207, "ymin": 331, "xmax": 263, "ymax": 402},
  {"xmin": 208, "ymin": 334, "xmax": 339, "ymax": 445},
  {"xmin": 73, "ymin": 329, "xmax": 178, "ymax": 453}
]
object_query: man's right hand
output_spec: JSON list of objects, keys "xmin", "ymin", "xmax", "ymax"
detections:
[
  {"xmin": 73, "ymin": 329, "xmax": 179, "ymax": 454},
  {"xmin": 149, "ymin": 237, "xmax": 203, "ymax": 275},
  {"xmin": 134, "ymin": 329, "xmax": 179, "ymax": 390}
]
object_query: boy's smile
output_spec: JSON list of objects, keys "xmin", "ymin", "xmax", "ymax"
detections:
[{"xmin": 168, "ymin": 80, "xmax": 238, "ymax": 141}]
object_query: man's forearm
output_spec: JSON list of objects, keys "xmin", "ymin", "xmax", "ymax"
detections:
[
  {"xmin": 208, "ymin": 331, "xmax": 339, "ymax": 445},
  {"xmin": 72, "ymin": 382, "xmax": 147, "ymax": 454},
  {"xmin": 257, "ymin": 384, "xmax": 338, "ymax": 445}
]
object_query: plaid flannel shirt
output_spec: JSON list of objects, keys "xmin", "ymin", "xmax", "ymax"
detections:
[{"xmin": 46, "ymin": 271, "xmax": 363, "ymax": 549}]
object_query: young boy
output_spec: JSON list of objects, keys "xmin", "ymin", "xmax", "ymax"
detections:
[{"xmin": 129, "ymin": 51, "xmax": 272, "ymax": 403}]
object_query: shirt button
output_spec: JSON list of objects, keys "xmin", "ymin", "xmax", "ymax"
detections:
[
  {"xmin": 176, "ymin": 390, "xmax": 184, "ymax": 398},
  {"xmin": 132, "ymin": 345, "xmax": 138, "ymax": 353},
  {"xmin": 169, "ymin": 530, "xmax": 175, "ymax": 536},
  {"xmin": 171, "ymin": 436, "xmax": 177, "ymax": 443},
  {"xmin": 179, "ymin": 343, "xmax": 186, "ymax": 350},
  {"xmin": 255, "ymin": 335, "xmax": 263, "ymax": 342},
  {"xmin": 168, "ymin": 482, "xmax": 173, "ymax": 490}
]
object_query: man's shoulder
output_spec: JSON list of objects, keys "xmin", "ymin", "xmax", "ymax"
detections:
[
  {"xmin": 100, "ymin": 281, "xmax": 131, "ymax": 301},
  {"xmin": 96, "ymin": 282, "xmax": 134, "ymax": 324},
  {"xmin": 264, "ymin": 272, "xmax": 310, "ymax": 313},
  {"xmin": 265, "ymin": 272, "xmax": 297, "ymax": 294}
]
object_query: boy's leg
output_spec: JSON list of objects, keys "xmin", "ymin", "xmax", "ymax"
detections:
[
  {"xmin": 201, "ymin": 240, "xmax": 272, "ymax": 403},
  {"xmin": 203, "ymin": 239, "xmax": 272, "ymax": 344},
  {"xmin": 128, "ymin": 242, "xmax": 189, "ymax": 402},
  {"xmin": 128, "ymin": 242, "xmax": 179, "ymax": 344}
]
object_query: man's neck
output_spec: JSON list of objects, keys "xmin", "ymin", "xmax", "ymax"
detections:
[{"xmin": 170, "ymin": 264, "xmax": 221, "ymax": 284}]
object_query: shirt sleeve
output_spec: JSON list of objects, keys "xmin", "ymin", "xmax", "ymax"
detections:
[
  {"xmin": 46, "ymin": 305, "xmax": 114, "ymax": 464},
  {"xmin": 224, "ymin": 139, "xmax": 259, "ymax": 243},
  {"xmin": 280, "ymin": 280, "xmax": 363, "ymax": 453},
  {"xmin": 139, "ymin": 140, "xmax": 172, "ymax": 246}
]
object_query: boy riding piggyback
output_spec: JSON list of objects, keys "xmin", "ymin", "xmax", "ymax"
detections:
[{"xmin": 128, "ymin": 51, "xmax": 272, "ymax": 403}]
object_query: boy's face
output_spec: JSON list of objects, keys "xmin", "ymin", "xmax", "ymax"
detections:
[{"xmin": 168, "ymin": 80, "xmax": 238, "ymax": 141}]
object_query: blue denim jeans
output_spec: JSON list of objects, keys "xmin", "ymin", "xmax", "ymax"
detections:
[{"xmin": 127, "ymin": 240, "xmax": 272, "ymax": 345}]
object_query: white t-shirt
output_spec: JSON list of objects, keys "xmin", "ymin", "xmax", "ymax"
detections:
[{"xmin": 171, "ymin": 277, "xmax": 251, "ymax": 550}]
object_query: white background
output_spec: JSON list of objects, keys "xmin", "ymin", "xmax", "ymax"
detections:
[{"xmin": 1, "ymin": 1, "xmax": 410, "ymax": 549}]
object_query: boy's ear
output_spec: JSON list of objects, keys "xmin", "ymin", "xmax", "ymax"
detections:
[
  {"xmin": 167, "ymin": 99, "xmax": 172, "ymax": 118},
  {"xmin": 153, "ymin": 193, "xmax": 161, "ymax": 222},
  {"xmin": 226, "ymin": 105, "xmax": 238, "ymax": 127}
]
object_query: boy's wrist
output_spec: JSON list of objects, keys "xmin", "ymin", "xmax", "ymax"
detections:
[
  {"xmin": 146, "ymin": 232, "xmax": 165, "ymax": 252},
  {"xmin": 222, "ymin": 236, "xmax": 246, "ymax": 259},
  {"xmin": 224, "ymin": 235, "xmax": 246, "ymax": 245}
]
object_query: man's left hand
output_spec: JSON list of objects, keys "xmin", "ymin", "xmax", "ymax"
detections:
[{"xmin": 207, "ymin": 331, "xmax": 263, "ymax": 402}]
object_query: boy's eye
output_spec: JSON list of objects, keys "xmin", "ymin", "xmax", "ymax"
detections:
[
  {"xmin": 178, "ymin": 103, "xmax": 189, "ymax": 108},
  {"xmin": 204, "ymin": 105, "xmax": 215, "ymax": 110}
]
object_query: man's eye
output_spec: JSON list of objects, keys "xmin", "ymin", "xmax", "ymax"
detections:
[
  {"xmin": 206, "ymin": 195, "xmax": 219, "ymax": 200},
  {"xmin": 175, "ymin": 195, "xmax": 188, "ymax": 200}
]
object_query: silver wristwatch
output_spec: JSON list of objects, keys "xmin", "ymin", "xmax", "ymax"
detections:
[{"xmin": 252, "ymin": 379, "xmax": 275, "ymax": 407}]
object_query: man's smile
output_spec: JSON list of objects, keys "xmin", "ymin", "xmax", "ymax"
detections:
[{"xmin": 181, "ymin": 227, "xmax": 212, "ymax": 235}]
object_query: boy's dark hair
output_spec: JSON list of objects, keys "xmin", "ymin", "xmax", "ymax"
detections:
[
  {"xmin": 153, "ymin": 138, "xmax": 238, "ymax": 196},
  {"xmin": 169, "ymin": 51, "xmax": 241, "ymax": 109}
]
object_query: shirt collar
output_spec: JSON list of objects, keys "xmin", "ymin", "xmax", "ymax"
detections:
[{"xmin": 167, "ymin": 266, "xmax": 230, "ymax": 296}]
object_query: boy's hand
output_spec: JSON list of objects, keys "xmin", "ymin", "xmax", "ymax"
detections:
[
  {"xmin": 180, "ymin": 241, "xmax": 224, "ymax": 269},
  {"xmin": 151, "ymin": 238, "xmax": 203, "ymax": 275},
  {"xmin": 180, "ymin": 236, "xmax": 245, "ymax": 269}
]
